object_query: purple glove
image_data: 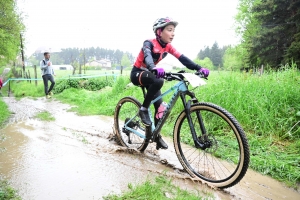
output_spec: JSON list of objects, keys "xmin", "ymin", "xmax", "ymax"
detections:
[
  {"xmin": 152, "ymin": 67, "xmax": 165, "ymax": 78},
  {"xmin": 198, "ymin": 68, "xmax": 210, "ymax": 78}
]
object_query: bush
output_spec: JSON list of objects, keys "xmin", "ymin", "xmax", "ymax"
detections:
[{"xmin": 53, "ymin": 78, "xmax": 113, "ymax": 94}]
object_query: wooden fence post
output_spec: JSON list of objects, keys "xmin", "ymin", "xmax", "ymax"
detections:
[{"xmin": 260, "ymin": 65, "xmax": 264, "ymax": 76}]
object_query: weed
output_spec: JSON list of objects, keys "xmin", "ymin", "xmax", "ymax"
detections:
[
  {"xmin": 0, "ymin": 180, "xmax": 21, "ymax": 200},
  {"xmin": 103, "ymin": 175, "xmax": 208, "ymax": 200},
  {"xmin": 34, "ymin": 111, "xmax": 55, "ymax": 121}
]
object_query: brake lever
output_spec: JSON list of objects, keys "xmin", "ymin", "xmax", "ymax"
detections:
[{"xmin": 195, "ymin": 72, "xmax": 208, "ymax": 80}]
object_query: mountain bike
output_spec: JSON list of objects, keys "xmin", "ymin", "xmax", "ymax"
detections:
[{"xmin": 113, "ymin": 71, "xmax": 250, "ymax": 188}]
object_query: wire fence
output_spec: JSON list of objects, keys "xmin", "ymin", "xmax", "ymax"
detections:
[{"xmin": 2, "ymin": 70, "xmax": 119, "ymax": 97}]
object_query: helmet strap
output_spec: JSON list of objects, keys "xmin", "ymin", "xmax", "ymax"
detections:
[{"xmin": 155, "ymin": 28, "xmax": 167, "ymax": 47}]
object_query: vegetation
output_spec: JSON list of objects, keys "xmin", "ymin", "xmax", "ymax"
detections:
[
  {"xmin": 103, "ymin": 175, "xmax": 208, "ymax": 200},
  {"xmin": 0, "ymin": 0, "xmax": 25, "ymax": 66},
  {"xmin": 0, "ymin": 180, "xmax": 21, "ymax": 200},
  {"xmin": 235, "ymin": 0, "xmax": 300, "ymax": 67},
  {"xmin": 196, "ymin": 42, "xmax": 229, "ymax": 69},
  {"xmin": 0, "ymin": 99, "xmax": 10, "ymax": 127},
  {"xmin": 197, "ymin": 0, "xmax": 300, "ymax": 71}
]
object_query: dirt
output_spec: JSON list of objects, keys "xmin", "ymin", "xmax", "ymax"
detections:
[{"xmin": 0, "ymin": 97, "xmax": 299, "ymax": 200}]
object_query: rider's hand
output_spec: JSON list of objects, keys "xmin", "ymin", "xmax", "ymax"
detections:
[
  {"xmin": 198, "ymin": 68, "xmax": 210, "ymax": 78},
  {"xmin": 152, "ymin": 67, "xmax": 165, "ymax": 78},
  {"xmin": 47, "ymin": 62, "xmax": 51, "ymax": 66}
]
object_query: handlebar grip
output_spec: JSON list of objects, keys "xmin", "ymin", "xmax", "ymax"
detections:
[{"xmin": 195, "ymin": 71, "xmax": 207, "ymax": 79}]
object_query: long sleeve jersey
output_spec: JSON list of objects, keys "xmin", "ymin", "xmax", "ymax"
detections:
[
  {"xmin": 134, "ymin": 38, "xmax": 201, "ymax": 71},
  {"xmin": 40, "ymin": 59, "xmax": 55, "ymax": 76}
]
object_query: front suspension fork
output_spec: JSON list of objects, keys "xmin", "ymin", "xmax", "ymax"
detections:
[{"xmin": 181, "ymin": 93, "xmax": 208, "ymax": 150}]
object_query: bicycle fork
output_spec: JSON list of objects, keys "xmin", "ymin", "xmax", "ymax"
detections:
[{"xmin": 181, "ymin": 93, "xmax": 209, "ymax": 150}]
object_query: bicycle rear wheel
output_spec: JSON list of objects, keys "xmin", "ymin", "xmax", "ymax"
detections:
[
  {"xmin": 114, "ymin": 97, "xmax": 148, "ymax": 151},
  {"xmin": 173, "ymin": 102, "xmax": 249, "ymax": 188}
]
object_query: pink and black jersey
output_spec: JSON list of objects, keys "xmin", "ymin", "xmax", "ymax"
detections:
[{"xmin": 133, "ymin": 38, "xmax": 201, "ymax": 71}]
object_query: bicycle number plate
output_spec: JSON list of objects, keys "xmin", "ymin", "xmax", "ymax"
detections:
[{"xmin": 182, "ymin": 73, "xmax": 207, "ymax": 87}]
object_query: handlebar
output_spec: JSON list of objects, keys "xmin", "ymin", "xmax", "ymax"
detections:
[{"xmin": 164, "ymin": 70, "xmax": 206, "ymax": 81}]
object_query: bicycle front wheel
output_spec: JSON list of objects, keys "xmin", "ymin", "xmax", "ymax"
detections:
[
  {"xmin": 173, "ymin": 102, "xmax": 250, "ymax": 188},
  {"xmin": 114, "ymin": 97, "xmax": 148, "ymax": 151}
]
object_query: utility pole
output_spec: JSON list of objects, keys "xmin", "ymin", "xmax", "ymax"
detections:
[{"xmin": 20, "ymin": 33, "xmax": 25, "ymax": 77}]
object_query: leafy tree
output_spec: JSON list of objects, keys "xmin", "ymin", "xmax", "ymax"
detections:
[
  {"xmin": 235, "ymin": 0, "xmax": 300, "ymax": 68},
  {"xmin": 0, "ymin": 0, "xmax": 25, "ymax": 65},
  {"xmin": 223, "ymin": 45, "xmax": 247, "ymax": 70},
  {"xmin": 193, "ymin": 57, "xmax": 214, "ymax": 70}
]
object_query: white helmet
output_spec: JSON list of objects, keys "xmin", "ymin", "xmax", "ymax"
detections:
[{"xmin": 153, "ymin": 17, "xmax": 178, "ymax": 33}]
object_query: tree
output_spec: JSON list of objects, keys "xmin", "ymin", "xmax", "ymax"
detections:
[
  {"xmin": 223, "ymin": 45, "xmax": 247, "ymax": 71},
  {"xmin": 210, "ymin": 42, "xmax": 222, "ymax": 68},
  {"xmin": 197, "ymin": 46, "xmax": 210, "ymax": 60},
  {"xmin": 235, "ymin": 0, "xmax": 300, "ymax": 67},
  {"xmin": 197, "ymin": 42, "xmax": 228, "ymax": 68},
  {"xmin": 193, "ymin": 57, "xmax": 214, "ymax": 70},
  {"xmin": 285, "ymin": 1, "xmax": 300, "ymax": 65},
  {"xmin": 0, "ymin": 0, "xmax": 25, "ymax": 65}
]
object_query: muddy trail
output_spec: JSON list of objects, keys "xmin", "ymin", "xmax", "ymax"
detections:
[{"xmin": 0, "ymin": 97, "xmax": 299, "ymax": 200}]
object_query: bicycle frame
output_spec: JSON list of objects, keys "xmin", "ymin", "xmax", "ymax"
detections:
[{"xmin": 124, "ymin": 78, "xmax": 203, "ymax": 144}]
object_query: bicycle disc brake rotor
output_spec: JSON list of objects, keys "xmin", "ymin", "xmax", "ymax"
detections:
[{"xmin": 197, "ymin": 134, "xmax": 218, "ymax": 153}]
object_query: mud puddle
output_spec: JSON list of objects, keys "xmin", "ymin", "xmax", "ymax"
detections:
[{"xmin": 0, "ymin": 97, "xmax": 299, "ymax": 200}]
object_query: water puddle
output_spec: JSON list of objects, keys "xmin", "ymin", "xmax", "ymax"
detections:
[
  {"xmin": 0, "ymin": 122, "xmax": 177, "ymax": 199},
  {"xmin": 0, "ymin": 97, "xmax": 299, "ymax": 200}
]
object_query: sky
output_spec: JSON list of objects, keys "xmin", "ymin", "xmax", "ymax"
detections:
[{"xmin": 17, "ymin": 0, "xmax": 240, "ymax": 65}]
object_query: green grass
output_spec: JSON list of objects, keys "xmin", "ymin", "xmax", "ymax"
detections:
[
  {"xmin": 103, "ymin": 175, "xmax": 209, "ymax": 200},
  {"xmin": 3, "ymin": 66, "xmax": 300, "ymax": 187},
  {"xmin": 0, "ymin": 180, "xmax": 21, "ymax": 200},
  {"xmin": 0, "ymin": 98, "xmax": 10, "ymax": 128},
  {"xmin": 34, "ymin": 111, "xmax": 55, "ymax": 121}
]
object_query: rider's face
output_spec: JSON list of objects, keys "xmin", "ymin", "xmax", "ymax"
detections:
[{"xmin": 159, "ymin": 24, "xmax": 175, "ymax": 43}]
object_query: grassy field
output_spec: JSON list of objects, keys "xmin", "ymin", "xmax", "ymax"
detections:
[{"xmin": 1, "ymin": 66, "xmax": 300, "ymax": 187}]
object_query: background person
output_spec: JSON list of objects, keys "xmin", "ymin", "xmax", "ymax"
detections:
[{"xmin": 40, "ymin": 52, "xmax": 55, "ymax": 99}]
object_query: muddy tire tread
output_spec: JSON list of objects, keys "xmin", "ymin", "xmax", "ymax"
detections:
[
  {"xmin": 114, "ymin": 96, "xmax": 148, "ymax": 151},
  {"xmin": 173, "ymin": 102, "xmax": 250, "ymax": 189}
]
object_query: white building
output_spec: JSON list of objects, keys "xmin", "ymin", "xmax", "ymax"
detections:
[
  {"xmin": 86, "ymin": 59, "xmax": 111, "ymax": 68},
  {"xmin": 52, "ymin": 65, "xmax": 73, "ymax": 70}
]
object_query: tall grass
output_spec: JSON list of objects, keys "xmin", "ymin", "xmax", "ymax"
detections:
[
  {"xmin": 0, "ymin": 99, "xmax": 10, "ymax": 127},
  {"xmin": 201, "ymin": 67, "xmax": 300, "ymax": 140}
]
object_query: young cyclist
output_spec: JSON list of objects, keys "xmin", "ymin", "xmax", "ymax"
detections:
[{"xmin": 130, "ymin": 17, "xmax": 210, "ymax": 150}]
